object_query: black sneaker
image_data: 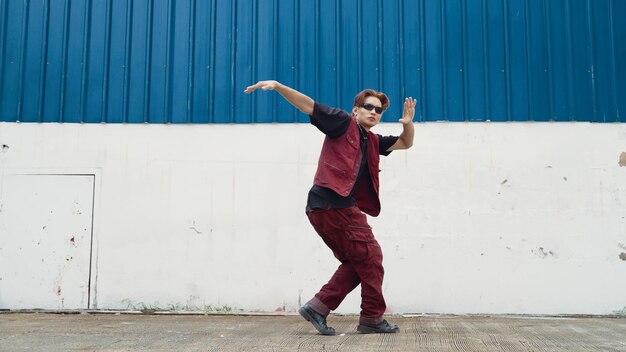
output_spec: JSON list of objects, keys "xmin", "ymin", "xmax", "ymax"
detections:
[
  {"xmin": 357, "ymin": 319, "xmax": 399, "ymax": 334},
  {"xmin": 298, "ymin": 304, "xmax": 336, "ymax": 336}
]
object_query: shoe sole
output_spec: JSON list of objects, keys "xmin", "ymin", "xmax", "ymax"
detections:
[
  {"xmin": 298, "ymin": 307, "xmax": 335, "ymax": 336},
  {"xmin": 357, "ymin": 325, "xmax": 399, "ymax": 334}
]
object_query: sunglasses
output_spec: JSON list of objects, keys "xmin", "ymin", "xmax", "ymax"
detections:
[{"xmin": 361, "ymin": 103, "xmax": 383, "ymax": 114}]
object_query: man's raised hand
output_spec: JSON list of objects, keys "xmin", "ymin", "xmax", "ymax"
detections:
[
  {"xmin": 400, "ymin": 97, "xmax": 417, "ymax": 125},
  {"xmin": 244, "ymin": 80, "xmax": 314, "ymax": 115},
  {"xmin": 244, "ymin": 80, "xmax": 279, "ymax": 94}
]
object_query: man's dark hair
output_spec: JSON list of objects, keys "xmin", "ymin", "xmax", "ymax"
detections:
[{"xmin": 353, "ymin": 89, "xmax": 390, "ymax": 112}]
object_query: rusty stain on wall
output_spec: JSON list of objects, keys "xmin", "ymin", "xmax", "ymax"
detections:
[{"xmin": 619, "ymin": 152, "xmax": 626, "ymax": 167}]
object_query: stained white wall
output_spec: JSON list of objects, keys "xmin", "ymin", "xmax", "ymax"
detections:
[{"xmin": 1, "ymin": 122, "xmax": 625, "ymax": 315}]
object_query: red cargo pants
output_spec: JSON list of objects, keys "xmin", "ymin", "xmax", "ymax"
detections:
[{"xmin": 305, "ymin": 206, "xmax": 386, "ymax": 324}]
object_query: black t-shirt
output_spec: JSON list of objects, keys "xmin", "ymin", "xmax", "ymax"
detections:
[{"xmin": 307, "ymin": 102, "xmax": 399, "ymax": 210}]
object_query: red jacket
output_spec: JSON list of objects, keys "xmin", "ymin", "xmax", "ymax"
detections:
[{"xmin": 313, "ymin": 119, "xmax": 382, "ymax": 216}]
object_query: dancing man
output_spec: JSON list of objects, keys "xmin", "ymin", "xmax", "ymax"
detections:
[{"xmin": 245, "ymin": 81, "xmax": 415, "ymax": 334}]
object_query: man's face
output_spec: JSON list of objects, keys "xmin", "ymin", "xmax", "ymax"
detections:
[{"xmin": 352, "ymin": 96, "xmax": 383, "ymax": 130}]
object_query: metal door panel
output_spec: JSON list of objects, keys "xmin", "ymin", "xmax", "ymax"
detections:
[{"xmin": 0, "ymin": 174, "xmax": 94, "ymax": 310}]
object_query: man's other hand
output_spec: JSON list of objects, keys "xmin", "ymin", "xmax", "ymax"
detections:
[{"xmin": 400, "ymin": 97, "xmax": 417, "ymax": 125}]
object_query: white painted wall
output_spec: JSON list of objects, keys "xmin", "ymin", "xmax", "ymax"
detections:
[{"xmin": 1, "ymin": 121, "xmax": 625, "ymax": 315}]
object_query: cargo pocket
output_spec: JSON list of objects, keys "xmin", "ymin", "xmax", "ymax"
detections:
[{"xmin": 346, "ymin": 227, "xmax": 374, "ymax": 263}]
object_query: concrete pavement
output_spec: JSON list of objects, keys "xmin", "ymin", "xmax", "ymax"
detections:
[{"xmin": 1, "ymin": 312, "xmax": 625, "ymax": 351}]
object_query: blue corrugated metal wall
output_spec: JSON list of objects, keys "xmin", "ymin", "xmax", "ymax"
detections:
[{"xmin": 0, "ymin": 0, "xmax": 624, "ymax": 123}]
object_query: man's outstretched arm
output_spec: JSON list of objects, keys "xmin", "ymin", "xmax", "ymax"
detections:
[
  {"xmin": 244, "ymin": 80, "xmax": 314, "ymax": 116},
  {"xmin": 387, "ymin": 97, "xmax": 416, "ymax": 151}
]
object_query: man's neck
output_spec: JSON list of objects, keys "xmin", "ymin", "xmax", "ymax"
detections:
[
  {"xmin": 355, "ymin": 118, "xmax": 371, "ymax": 132},
  {"xmin": 357, "ymin": 122, "xmax": 369, "ymax": 139}
]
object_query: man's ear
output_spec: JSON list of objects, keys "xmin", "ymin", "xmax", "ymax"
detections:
[{"xmin": 352, "ymin": 106, "xmax": 358, "ymax": 115}]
